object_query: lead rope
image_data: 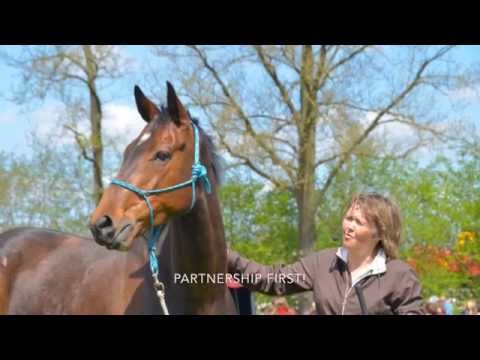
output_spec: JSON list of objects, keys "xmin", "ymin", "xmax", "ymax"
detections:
[{"xmin": 152, "ymin": 272, "xmax": 169, "ymax": 315}]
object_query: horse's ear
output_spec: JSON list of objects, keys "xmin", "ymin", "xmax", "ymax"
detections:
[
  {"xmin": 134, "ymin": 85, "xmax": 161, "ymax": 123},
  {"xmin": 166, "ymin": 81, "xmax": 189, "ymax": 127}
]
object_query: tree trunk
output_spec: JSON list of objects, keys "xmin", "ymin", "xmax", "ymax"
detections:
[
  {"xmin": 82, "ymin": 45, "xmax": 104, "ymax": 205},
  {"xmin": 297, "ymin": 45, "xmax": 318, "ymax": 257},
  {"xmin": 295, "ymin": 45, "xmax": 318, "ymax": 313}
]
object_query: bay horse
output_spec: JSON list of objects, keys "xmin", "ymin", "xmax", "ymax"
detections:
[{"xmin": 0, "ymin": 82, "xmax": 237, "ymax": 315}]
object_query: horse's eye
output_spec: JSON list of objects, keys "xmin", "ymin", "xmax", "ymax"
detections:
[{"xmin": 155, "ymin": 151, "xmax": 171, "ymax": 162}]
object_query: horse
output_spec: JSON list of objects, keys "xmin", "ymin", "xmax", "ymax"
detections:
[{"xmin": 0, "ymin": 82, "xmax": 238, "ymax": 315}]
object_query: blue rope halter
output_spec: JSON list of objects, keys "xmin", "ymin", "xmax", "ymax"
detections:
[{"xmin": 110, "ymin": 122, "xmax": 211, "ymax": 278}]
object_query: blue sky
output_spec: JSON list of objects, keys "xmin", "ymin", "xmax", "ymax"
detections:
[
  {"xmin": 0, "ymin": 45, "xmax": 156, "ymax": 155},
  {"xmin": 0, "ymin": 45, "xmax": 479, "ymax": 161}
]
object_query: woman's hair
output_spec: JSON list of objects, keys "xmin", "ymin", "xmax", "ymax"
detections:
[
  {"xmin": 465, "ymin": 299, "xmax": 478, "ymax": 314},
  {"xmin": 344, "ymin": 193, "xmax": 403, "ymax": 259}
]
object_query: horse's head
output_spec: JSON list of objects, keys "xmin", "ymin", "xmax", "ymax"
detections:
[{"xmin": 89, "ymin": 82, "xmax": 211, "ymax": 251}]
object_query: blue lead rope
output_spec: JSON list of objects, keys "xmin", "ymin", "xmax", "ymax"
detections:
[{"xmin": 110, "ymin": 122, "xmax": 211, "ymax": 282}]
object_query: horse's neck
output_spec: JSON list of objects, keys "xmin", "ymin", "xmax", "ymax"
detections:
[
  {"xmin": 127, "ymin": 188, "xmax": 227, "ymax": 280},
  {"xmin": 169, "ymin": 189, "xmax": 227, "ymax": 275}
]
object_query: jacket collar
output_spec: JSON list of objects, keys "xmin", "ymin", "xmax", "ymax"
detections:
[{"xmin": 335, "ymin": 247, "xmax": 387, "ymax": 277}]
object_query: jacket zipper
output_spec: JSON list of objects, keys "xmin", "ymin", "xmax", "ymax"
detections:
[{"xmin": 341, "ymin": 269, "xmax": 373, "ymax": 315}]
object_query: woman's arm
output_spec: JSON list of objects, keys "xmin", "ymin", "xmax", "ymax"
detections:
[
  {"xmin": 227, "ymin": 249, "xmax": 317, "ymax": 296},
  {"xmin": 391, "ymin": 268, "xmax": 425, "ymax": 315}
]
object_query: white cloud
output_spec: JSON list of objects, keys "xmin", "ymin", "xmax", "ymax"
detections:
[
  {"xmin": 360, "ymin": 111, "xmax": 421, "ymax": 145},
  {"xmin": 27, "ymin": 101, "xmax": 145, "ymax": 150},
  {"xmin": 29, "ymin": 102, "xmax": 70, "ymax": 144},
  {"xmin": 102, "ymin": 103, "xmax": 145, "ymax": 146},
  {"xmin": 376, "ymin": 120, "xmax": 419, "ymax": 145},
  {"xmin": 355, "ymin": 111, "xmax": 453, "ymax": 162},
  {"xmin": 259, "ymin": 181, "xmax": 274, "ymax": 194}
]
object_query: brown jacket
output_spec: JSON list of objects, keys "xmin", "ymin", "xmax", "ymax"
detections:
[{"xmin": 227, "ymin": 248, "xmax": 424, "ymax": 315}]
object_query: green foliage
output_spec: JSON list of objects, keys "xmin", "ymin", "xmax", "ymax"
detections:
[
  {"xmin": 0, "ymin": 143, "xmax": 94, "ymax": 235},
  {"xmin": 417, "ymin": 265, "xmax": 468, "ymax": 298},
  {"xmin": 220, "ymin": 180, "xmax": 298, "ymax": 264},
  {"xmin": 219, "ymin": 178, "xmax": 303, "ymax": 310}
]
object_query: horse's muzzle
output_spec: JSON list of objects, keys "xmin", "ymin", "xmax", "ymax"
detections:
[{"xmin": 90, "ymin": 215, "xmax": 119, "ymax": 250}]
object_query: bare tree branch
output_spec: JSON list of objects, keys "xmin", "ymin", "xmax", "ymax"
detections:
[
  {"xmin": 64, "ymin": 125, "xmax": 95, "ymax": 164},
  {"xmin": 378, "ymin": 117, "xmax": 447, "ymax": 139},
  {"xmin": 279, "ymin": 46, "xmax": 301, "ymax": 74},
  {"xmin": 223, "ymin": 161, "xmax": 248, "ymax": 172},
  {"xmin": 187, "ymin": 45, "xmax": 297, "ymax": 180},
  {"xmin": 317, "ymin": 46, "xmax": 455, "ymax": 203},
  {"xmin": 315, "ymin": 154, "xmax": 339, "ymax": 168},
  {"xmin": 328, "ymin": 45, "xmax": 371, "ymax": 74},
  {"xmin": 216, "ymin": 130, "xmax": 286, "ymax": 189},
  {"xmin": 253, "ymin": 45, "xmax": 297, "ymax": 117},
  {"xmin": 313, "ymin": 45, "xmax": 328, "ymax": 93},
  {"xmin": 377, "ymin": 141, "xmax": 428, "ymax": 160}
]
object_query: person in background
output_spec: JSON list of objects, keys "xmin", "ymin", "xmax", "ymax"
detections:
[
  {"xmin": 271, "ymin": 297, "xmax": 296, "ymax": 315},
  {"xmin": 440, "ymin": 295, "xmax": 453, "ymax": 315},
  {"xmin": 462, "ymin": 299, "xmax": 479, "ymax": 315}
]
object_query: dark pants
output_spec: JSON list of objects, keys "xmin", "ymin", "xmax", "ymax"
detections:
[{"xmin": 230, "ymin": 287, "xmax": 255, "ymax": 315}]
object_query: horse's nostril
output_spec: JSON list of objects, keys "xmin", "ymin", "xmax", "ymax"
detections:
[
  {"xmin": 97, "ymin": 215, "xmax": 113, "ymax": 230},
  {"xmin": 92, "ymin": 215, "xmax": 116, "ymax": 244}
]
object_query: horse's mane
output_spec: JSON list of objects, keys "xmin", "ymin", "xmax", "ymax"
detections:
[{"xmin": 156, "ymin": 106, "xmax": 225, "ymax": 186}]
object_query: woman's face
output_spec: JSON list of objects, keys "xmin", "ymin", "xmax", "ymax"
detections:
[{"xmin": 342, "ymin": 203, "xmax": 379, "ymax": 254}]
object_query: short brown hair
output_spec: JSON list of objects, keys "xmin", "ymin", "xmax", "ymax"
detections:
[{"xmin": 344, "ymin": 193, "xmax": 403, "ymax": 259}]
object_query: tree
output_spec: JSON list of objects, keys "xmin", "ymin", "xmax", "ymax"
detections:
[
  {"xmin": 1, "ymin": 45, "xmax": 132, "ymax": 204},
  {"xmin": 150, "ymin": 45, "xmax": 470, "ymax": 255},
  {"xmin": 0, "ymin": 141, "xmax": 93, "ymax": 235}
]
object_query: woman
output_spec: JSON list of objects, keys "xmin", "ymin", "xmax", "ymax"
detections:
[{"xmin": 227, "ymin": 193, "xmax": 424, "ymax": 315}]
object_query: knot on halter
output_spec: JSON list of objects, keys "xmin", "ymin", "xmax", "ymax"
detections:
[{"xmin": 192, "ymin": 163, "xmax": 211, "ymax": 194}]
